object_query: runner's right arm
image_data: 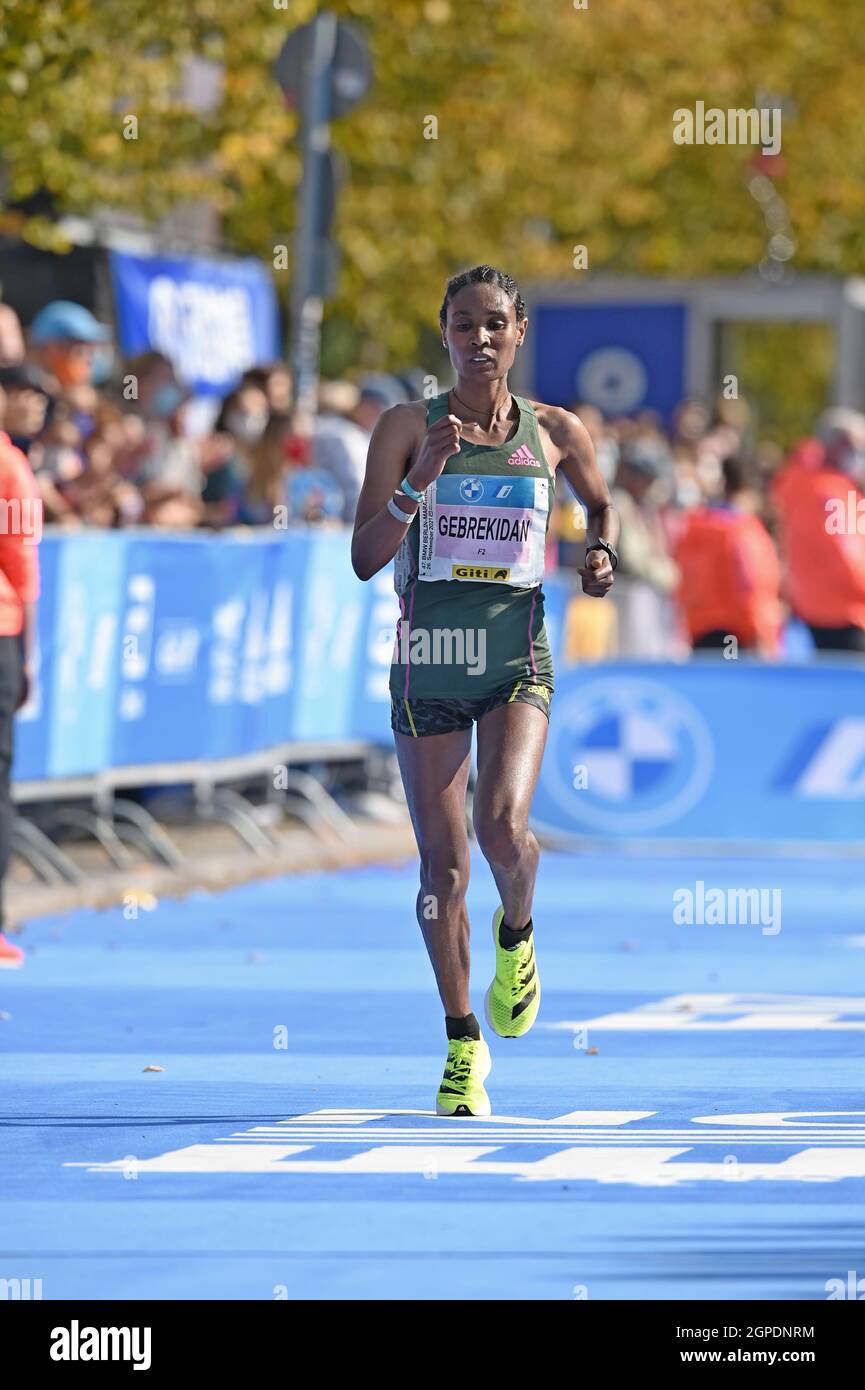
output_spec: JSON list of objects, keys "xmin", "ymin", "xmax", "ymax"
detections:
[{"xmin": 351, "ymin": 405, "xmax": 461, "ymax": 580}]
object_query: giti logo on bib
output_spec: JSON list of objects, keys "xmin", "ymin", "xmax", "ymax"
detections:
[{"xmin": 452, "ymin": 565, "xmax": 510, "ymax": 581}]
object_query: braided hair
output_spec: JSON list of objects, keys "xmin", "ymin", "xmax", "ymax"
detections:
[{"xmin": 439, "ymin": 264, "xmax": 526, "ymax": 332}]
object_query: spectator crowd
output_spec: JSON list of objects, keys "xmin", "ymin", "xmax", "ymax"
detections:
[
  {"xmin": 556, "ymin": 395, "xmax": 865, "ymax": 657},
  {"xmin": 2, "ymin": 296, "xmax": 865, "ymax": 658}
]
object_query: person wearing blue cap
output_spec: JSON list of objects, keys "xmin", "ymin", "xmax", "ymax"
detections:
[{"xmin": 27, "ymin": 300, "xmax": 112, "ymax": 394}]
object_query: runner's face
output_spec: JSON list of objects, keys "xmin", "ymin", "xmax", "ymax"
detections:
[{"xmin": 443, "ymin": 286, "xmax": 525, "ymax": 383}]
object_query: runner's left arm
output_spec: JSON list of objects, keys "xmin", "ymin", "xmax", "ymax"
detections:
[{"xmin": 542, "ymin": 407, "xmax": 619, "ymax": 597}]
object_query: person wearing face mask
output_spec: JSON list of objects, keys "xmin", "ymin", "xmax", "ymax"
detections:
[
  {"xmin": 221, "ymin": 386, "xmax": 270, "ymax": 446},
  {"xmin": 122, "ymin": 352, "xmax": 188, "ymax": 426},
  {"xmin": 772, "ymin": 408, "xmax": 865, "ymax": 654},
  {"xmin": 202, "ymin": 386, "xmax": 272, "ymax": 525},
  {"xmin": 26, "ymin": 300, "xmax": 112, "ymax": 395},
  {"xmin": 121, "ymin": 352, "xmax": 202, "ymax": 508}
]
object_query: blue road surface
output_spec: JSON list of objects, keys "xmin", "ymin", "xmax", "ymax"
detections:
[{"xmin": 3, "ymin": 852, "xmax": 865, "ymax": 1300}]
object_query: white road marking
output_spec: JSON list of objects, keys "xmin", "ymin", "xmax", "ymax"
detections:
[
  {"xmin": 543, "ymin": 992, "xmax": 865, "ymax": 1031},
  {"xmin": 63, "ymin": 1108, "xmax": 865, "ymax": 1185}
]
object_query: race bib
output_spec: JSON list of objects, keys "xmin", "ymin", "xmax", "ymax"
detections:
[{"xmin": 417, "ymin": 474, "xmax": 549, "ymax": 586}]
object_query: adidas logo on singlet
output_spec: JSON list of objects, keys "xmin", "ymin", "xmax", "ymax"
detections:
[{"xmin": 507, "ymin": 444, "xmax": 539, "ymax": 467}]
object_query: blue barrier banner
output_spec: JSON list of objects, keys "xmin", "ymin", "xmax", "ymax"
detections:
[
  {"xmin": 108, "ymin": 533, "xmax": 305, "ymax": 766},
  {"xmin": 49, "ymin": 534, "xmax": 125, "ymax": 777},
  {"xmin": 207, "ymin": 534, "xmax": 277, "ymax": 760},
  {"xmin": 110, "ymin": 250, "xmax": 280, "ymax": 396},
  {"xmin": 532, "ymin": 661, "xmax": 865, "ymax": 842},
  {"xmin": 351, "ymin": 566, "xmax": 400, "ymax": 742},
  {"xmin": 15, "ymin": 533, "xmax": 865, "ymax": 853},
  {"xmin": 291, "ymin": 529, "xmax": 366, "ymax": 741},
  {"xmin": 9, "ymin": 540, "xmax": 590, "ymax": 776},
  {"xmin": 532, "ymin": 302, "xmax": 687, "ymax": 426},
  {"xmin": 255, "ymin": 534, "xmax": 304, "ymax": 751},
  {"xmin": 112, "ymin": 534, "xmax": 211, "ymax": 765}
]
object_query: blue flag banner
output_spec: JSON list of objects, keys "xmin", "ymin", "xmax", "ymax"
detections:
[{"xmin": 110, "ymin": 250, "xmax": 280, "ymax": 396}]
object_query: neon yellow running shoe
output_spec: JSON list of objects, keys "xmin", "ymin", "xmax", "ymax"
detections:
[
  {"xmin": 484, "ymin": 906, "xmax": 540, "ymax": 1038},
  {"xmin": 435, "ymin": 1035, "xmax": 492, "ymax": 1116}
]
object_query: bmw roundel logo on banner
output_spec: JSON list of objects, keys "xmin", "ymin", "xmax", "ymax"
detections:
[
  {"xmin": 459, "ymin": 477, "xmax": 484, "ymax": 502},
  {"xmin": 576, "ymin": 347, "xmax": 648, "ymax": 415},
  {"xmin": 533, "ymin": 674, "xmax": 715, "ymax": 836}
]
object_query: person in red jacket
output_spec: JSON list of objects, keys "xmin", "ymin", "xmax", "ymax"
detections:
[
  {"xmin": 772, "ymin": 409, "xmax": 865, "ymax": 652},
  {"xmin": 676, "ymin": 457, "xmax": 782, "ymax": 656},
  {"xmin": 0, "ymin": 386, "xmax": 40, "ymax": 966}
]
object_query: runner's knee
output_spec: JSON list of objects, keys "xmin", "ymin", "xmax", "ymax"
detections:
[
  {"xmin": 474, "ymin": 809, "xmax": 532, "ymax": 867},
  {"xmin": 419, "ymin": 847, "xmax": 470, "ymax": 907}
]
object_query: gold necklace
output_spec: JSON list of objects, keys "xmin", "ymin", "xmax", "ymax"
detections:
[{"xmin": 450, "ymin": 388, "xmax": 512, "ymax": 433}]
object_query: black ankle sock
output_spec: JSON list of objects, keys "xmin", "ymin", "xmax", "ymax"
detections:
[
  {"xmin": 499, "ymin": 916, "xmax": 533, "ymax": 950},
  {"xmin": 445, "ymin": 1011, "xmax": 480, "ymax": 1041}
]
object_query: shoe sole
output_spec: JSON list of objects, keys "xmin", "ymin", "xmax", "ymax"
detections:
[
  {"xmin": 435, "ymin": 1043, "xmax": 492, "ymax": 1116},
  {"xmin": 484, "ymin": 907, "xmax": 540, "ymax": 1039}
]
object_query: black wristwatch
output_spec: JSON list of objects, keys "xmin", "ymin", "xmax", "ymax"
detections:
[{"xmin": 585, "ymin": 539, "xmax": 619, "ymax": 571}]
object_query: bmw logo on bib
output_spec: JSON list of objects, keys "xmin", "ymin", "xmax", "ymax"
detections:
[
  {"xmin": 533, "ymin": 673, "xmax": 715, "ymax": 836},
  {"xmin": 459, "ymin": 477, "xmax": 484, "ymax": 503}
]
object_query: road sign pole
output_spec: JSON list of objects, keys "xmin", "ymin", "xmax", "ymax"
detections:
[{"xmin": 290, "ymin": 10, "xmax": 337, "ymax": 423}]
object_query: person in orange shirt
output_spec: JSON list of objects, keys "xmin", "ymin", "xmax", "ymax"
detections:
[
  {"xmin": 676, "ymin": 457, "xmax": 782, "ymax": 656},
  {"xmin": 0, "ymin": 383, "xmax": 40, "ymax": 966},
  {"xmin": 772, "ymin": 409, "xmax": 865, "ymax": 653}
]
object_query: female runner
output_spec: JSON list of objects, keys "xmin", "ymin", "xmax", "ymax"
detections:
[{"xmin": 352, "ymin": 265, "xmax": 618, "ymax": 1115}]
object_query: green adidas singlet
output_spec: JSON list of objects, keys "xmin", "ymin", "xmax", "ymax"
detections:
[{"xmin": 390, "ymin": 391, "xmax": 556, "ymax": 701}]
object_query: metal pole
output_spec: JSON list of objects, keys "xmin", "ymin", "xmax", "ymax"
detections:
[{"xmin": 290, "ymin": 10, "xmax": 337, "ymax": 424}]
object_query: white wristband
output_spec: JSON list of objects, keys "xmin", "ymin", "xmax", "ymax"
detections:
[{"xmin": 386, "ymin": 495, "xmax": 413, "ymax": 525}]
